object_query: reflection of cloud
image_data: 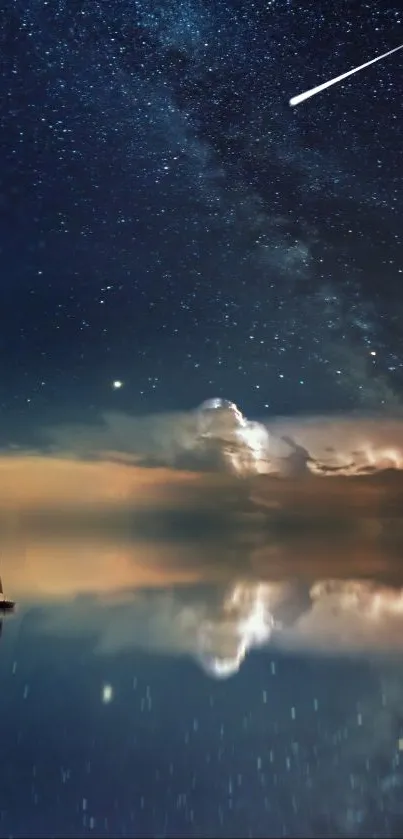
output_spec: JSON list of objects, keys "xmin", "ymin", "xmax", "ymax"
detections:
[
  {"xmin": 38, "ymin": 581, "xmax": 284, "ymax": 678},
  {"xmin": 279, "ymin": 579, "xmax": 403, "ymax": 655},
  {"xmin": 1, "ymin": 453, "xmax": 403, "ymax": 605},
  {"xmin": 196, "ymin": 583, "xmax": 275, "ymax": 677},
  {"xmin": 4, "ymin": 511, "xmax": 403, "ymax": 614},
  {"xmin": 35, "ymin": 577, "xmax": 403, "ymax": 680},
  {"xmin": 2, "ymin": 400, "xmax": 403, "ymax": 681}
]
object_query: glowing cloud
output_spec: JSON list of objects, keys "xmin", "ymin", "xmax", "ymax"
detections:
[{"xmin": 39, "ymin": 398, "xmax": 403, "ymax": 477}]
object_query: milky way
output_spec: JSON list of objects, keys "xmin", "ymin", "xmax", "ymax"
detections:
[{"xmin": 1, "ymin": 0, "xmax": 403, "ymax": 433}]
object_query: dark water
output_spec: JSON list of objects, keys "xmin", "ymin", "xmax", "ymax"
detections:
[{"xmin": 2, "ymin": 504, "xmax": 403, "ymax": 839}]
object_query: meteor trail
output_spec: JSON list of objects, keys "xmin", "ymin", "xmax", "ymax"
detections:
[{"xmin": 290, "ymin": 42, "xmax": 403, "ymax": 107}]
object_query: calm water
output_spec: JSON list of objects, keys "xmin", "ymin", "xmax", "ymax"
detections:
[{"xmin": 1, "ymin": 503, "xmax": 403, "ymax": 839}]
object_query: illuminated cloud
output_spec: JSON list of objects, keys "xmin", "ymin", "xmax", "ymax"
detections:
[
  {"xmin": 267, "ymin": 413, "xmax": 403, "ymax": 475},
  {"xmin": 0, "ymin": 398, "xmax": 403, "ymax": 680},
  {"xmin": 38, "ymin": 399, "xmax": 403, "ymax": 477}
]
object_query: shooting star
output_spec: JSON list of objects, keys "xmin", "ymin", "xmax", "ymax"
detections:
[{"xmin": 290, "ymin": 42, "xmax": 403, "ymax": 107}]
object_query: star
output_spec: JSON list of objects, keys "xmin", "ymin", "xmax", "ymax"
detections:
[
  {"xmin": 112, "ymin": 380, "xmax": 124, "ymax": 390},
  {"xmin": 101, "ymin": 684, "xmax": 114, "ymax": 704}
]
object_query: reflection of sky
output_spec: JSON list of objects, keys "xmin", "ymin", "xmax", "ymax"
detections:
[
  {"xmin": 3, "ymin": 530, "xmax": 403, "ymax": 837},
  {"xmin": 2, "ymin": 605, "xmax": 403, "ymax": 839},
  {"xmin": 2, "ymin": 409, "xmax": 403, "ymax": 837},
  {"xmin": 0, "ymin": 613, "xmax": 400, "ymax": 836}
]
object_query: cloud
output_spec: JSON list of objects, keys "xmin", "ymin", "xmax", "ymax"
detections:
[
  {"xmin": 37, "ymin": 401, "xmax": 403, "ymax": 477},
  {"xmin": 2, "ymin": 401, "xmax": 403, "ymax": 608},
  {"xmin": 0, "ymin": 451, "xmax": 233, "ymax": 511},
  {"xmin": 1, "ymin": 400, "xmax": 403, "ymax": 681},
  {"xmin": 266, "ymin": 412, "xmax": 403, "ymax": 474}
]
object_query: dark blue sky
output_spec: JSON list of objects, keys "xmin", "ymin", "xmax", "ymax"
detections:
[{"xmin": 1, "ymin": 0, "xmax": 403, "ymax": 437}]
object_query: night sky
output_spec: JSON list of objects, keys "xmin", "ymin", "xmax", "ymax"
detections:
[
  {"xmin": 2, "ymin": 2, "xmax": 403, "ymax": 838},
  {"xmin": 2, "ymin": 0, "xmax": 403, "ymax": 434}
]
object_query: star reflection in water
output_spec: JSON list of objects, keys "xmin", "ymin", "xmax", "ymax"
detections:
[{"xmin": 1, "ymin": 457, "xmax": 403, "ymax": 837}]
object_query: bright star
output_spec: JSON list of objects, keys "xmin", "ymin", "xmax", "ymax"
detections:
[{"xmin": 112, "ymin": 380, "xmax": 123, "ymax": 389}]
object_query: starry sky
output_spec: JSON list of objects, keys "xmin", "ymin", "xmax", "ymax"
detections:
[
  {"xmin": 2, "ymin": 0, "xmax": 403, "ymax": 437},
  {"xmin": 3, "ymin": 3, "xmax": 403, "ymax": 838}
]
